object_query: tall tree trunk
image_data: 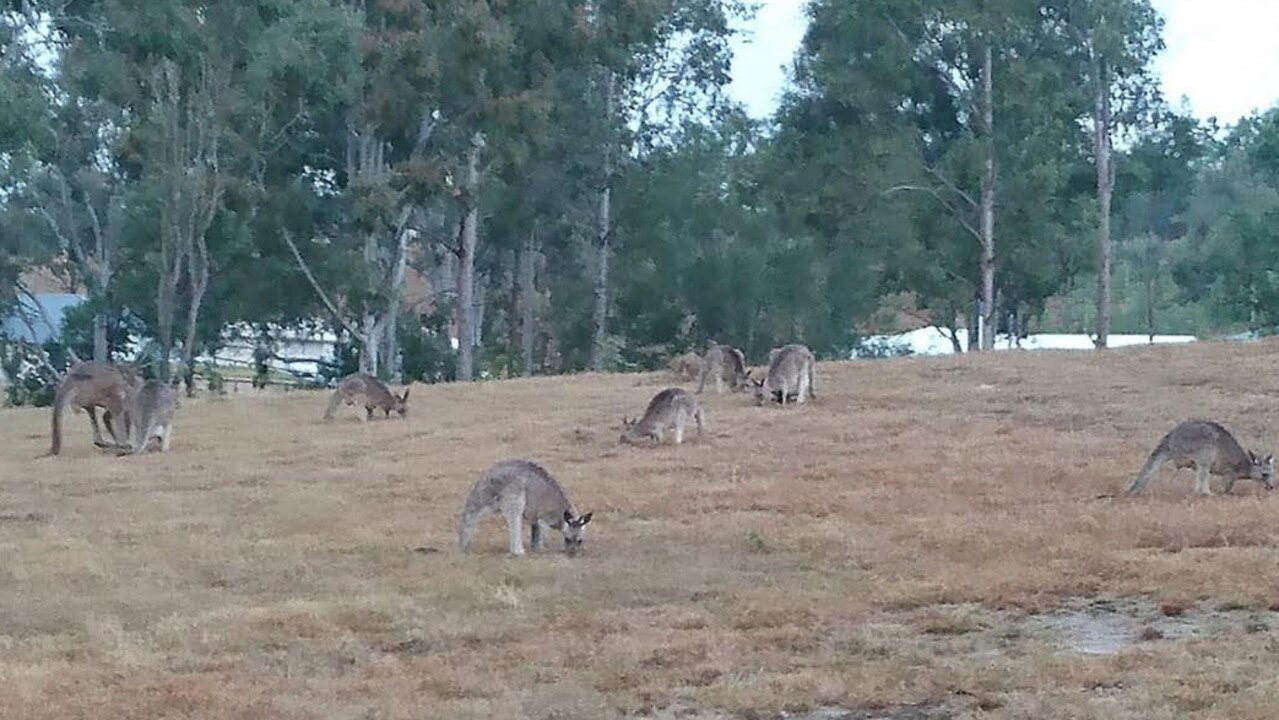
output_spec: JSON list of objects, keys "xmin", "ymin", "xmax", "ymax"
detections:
[
  {"xmin": 590, "ymin": 70, "xmax": 615, "ymax": 372},
  {"xmin": 180, "ymin": 234, "xmax": 210, "ymax": 396},
  {"xmin": 381, "ymin": 305, "xmax": 400, "ymax": 382},
  {"xmin": 1093, "ymin": 57, "xmax": 1113, "ymax": 349},
  {"xmin": 380, "ymin": 207, "xmax": 413, "ymax": 383},
  {"xmin": 360, "ymin": 227, "xmax": 380, "ymax": 376},
  {"xmin": 360, "ymin": 312, "xmax": 379, "ymax": 377},
  {"xmin": 519, "ymin": 228, "xmax": 538, "ymax": 376},
  {"xmin": 89, "ymin": 200, "xmax": 117, "ymax": 363},
  {"xmin": 456, "ymin": 131, "xmax": 484, "ymax": 381},
  {"xmin": 978, "ymin": 41, "xmax": 996, "ymax": 351}
]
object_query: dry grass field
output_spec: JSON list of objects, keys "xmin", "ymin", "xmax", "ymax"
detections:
[{"xmin": 6, "ymin": 341, "xmax": 1279, "ymax": 719}]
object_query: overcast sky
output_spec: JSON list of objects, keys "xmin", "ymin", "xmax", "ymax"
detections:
[{"xmin": 727, "ymin": 0, "xmax": 1279, "ymax": 125}]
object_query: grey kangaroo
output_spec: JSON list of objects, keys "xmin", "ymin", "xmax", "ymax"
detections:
[
  {"xmin": 753, "ymin": 343, "xmax": 816, "ymax": 406},
  {"xmin": 457, "ymin": 459, "xmax": 593, "ymax": 556},
  {"xmin": 696, "ymin": 342, "xmax": 749, "ymax": 394},
  {"xmin": 48, "ymin": 361, "xmax": 143, "ymax": 455},
  {"xmin": 323, "ymin": 373, "xmax": 410, "ymax": 420},
  {"xmin": 620, "ymin": 387, "xmax": 706, "ymax": 445},
  {"xmin": 1128, "ymin": 419, "xmax": 1275, "ymax": 496},
  {"xmin": 121, "ymin": 379, "xmax": 180, "ymax": 454}
]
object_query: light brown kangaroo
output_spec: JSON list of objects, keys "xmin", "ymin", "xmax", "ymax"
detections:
[
  {"xmin": 119, "ymin": 379, "xmax": 180, "ymax": 454},
  {"xmin": 457, "ymin": 459, "xmax": 593, "ymax": 556},
  {"xmin": 48, "ymin": 361, "xmax": 143, "ymax": 455},
  {"xmin": 696, "ymin": 342, "xmax": 749, "ymax": 394},
  {"xmin": 1128, "ymin": 419, "xmax": 1274, "ymax": 496},
  {"xmin": 752, "ymin": 343, "xmax": 816, "ymax": 406},
  {"xmin": 323, "ymin": 373, "xmax": 410, "ymax": 421},
  {"xmin": 620, "ymin": 387, "xmax": 706, "ymax": 445}
]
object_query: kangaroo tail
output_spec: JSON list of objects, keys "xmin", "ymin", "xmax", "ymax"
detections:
[
  {"xmin": 48, "ymin": 381, "xmax": 76, "ymax": 456},
  {"xmin": 1128, "ymin": 446, "xmax": 1167, "ymax": 495}
]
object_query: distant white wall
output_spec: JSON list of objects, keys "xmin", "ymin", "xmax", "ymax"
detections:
[
  {"xmin": 209, "ymin": 322, "xmax": 337, "ymax": 377},
  {"xmin": 857, "ymin": 327, "xmax": 1197, "ymax": 358}
]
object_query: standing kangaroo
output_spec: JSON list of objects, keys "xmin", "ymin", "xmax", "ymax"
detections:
[
  {"xmin": 696, "ymin": 342, "xmax": 749, "ymax": 394},
  {"xmin": 121, "ymin": 380, "xmax": 180, "ymax": 454},
  {"xmin": 1128, "ymin": 419, "xmax": 1275, "ymax": 496},
  {"xmin": 457, "ymin": 459, "xmax": 593, "ymax": 556},
  {"xmin": 323, "ymin": 373, "xmax": 410, "ymax": 421},
  {"xmin": 753, "ymin": 343, "xmax": 816, "ymax": 406},
  {"xmin": 48, "ymin": 361, "xmax": 143, "ymax": 455},
  {"xmin": 620, "ymin": 387, "xmax": 706, "ymax": 445}
]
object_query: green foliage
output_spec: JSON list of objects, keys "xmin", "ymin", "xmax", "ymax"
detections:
[
  {"xmin": 400, "ymin": 312, "xmax": 457, "ymax": 384},
  {"xmin": 2, "ymin": 0, "xmax": 1276, "ymax": 383},
  {"xmin": 1172, "ymin": 119, "xmax": 1279, "ymax": 329},
  {"xmin": 1, "ymin": 346, "xmax": 49, "ymax": 407}
]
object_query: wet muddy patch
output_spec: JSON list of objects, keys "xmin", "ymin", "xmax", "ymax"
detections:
[{"xmin": 1032, "ymin": 596, "xmax": 1276, "ymax": 655}]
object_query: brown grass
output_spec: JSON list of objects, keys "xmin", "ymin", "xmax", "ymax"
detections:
[{"xmin": 5, "ymin": 340, "xmax": 1279, "ymax": 719}]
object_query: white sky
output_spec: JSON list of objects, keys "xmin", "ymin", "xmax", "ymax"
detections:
[{"xmin": 728, "ymin": 0, "xmax": 1279, "ymax": 125}]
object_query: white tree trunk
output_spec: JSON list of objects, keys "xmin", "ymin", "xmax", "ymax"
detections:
[
  {"xmin": 456, "ymin": 131, "xmax": 484, "ymax": 381},
  {"xmin": 1093, "ymin": 57, "xmax": 1113, "ymax": 349},
  {"xmin": 978, "ymin": 41, "xmax": 996, "ymax": 352},
  {"xmin": 519, "ymin": 229, "xmax": 538, "ymax": 376},
  {"xmin": 590, "ymin": 70, "xmax": 615, "ymax": 371}
]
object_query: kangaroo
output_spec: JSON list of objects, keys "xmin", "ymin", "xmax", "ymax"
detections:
[
  {"xmin": 48, "ymin": 361, "xmax": 143, "ymax": 455},
  {"xmin": 120, "ymin": 379, "xmax": 179, "ymax": 454},
  {"xmin": 457, "ymin": 459, "xmax": 593, "ymax": 557},
  {"xmin": 1128, "ymin": 419, "xmax": 1275, "ymax": 496},
  {"xmin": 696, "ymin": 342, "xmax": 749, "ymax": 394},
  {"xmin": 667, "ymin": 350, "xmax": 704, "ymax": 381},
  {"xmin": 323, "ymin": 373, "xmax": 410, "ymax": 421},
  {"xmin": 753, "ymin": 343, "xmax": 816, "ymax": 406},
  {"xmin": 620, "ymin": 387, "xmax": 706, "ymax": 445}
]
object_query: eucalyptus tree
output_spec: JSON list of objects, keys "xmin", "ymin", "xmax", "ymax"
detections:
[
  {"xmin": 779, "ymin": 0, "xmax": 1090, "ymax": 350},
  {"xmin": 1049, "ymin": 0, "xmax": 1164, "ymax": 347}
]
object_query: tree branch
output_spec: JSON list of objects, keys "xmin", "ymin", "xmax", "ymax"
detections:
[
  {"xmin": 882, "ymin": 184, "xmax": 983, "ymax": 242},
  {"xmin": 15, "ymin": 279, "xmax": 81, "ymax": 366},
  {"xmin": 281, "ymin": 229, "xmax": 363, "ymax": 339}
]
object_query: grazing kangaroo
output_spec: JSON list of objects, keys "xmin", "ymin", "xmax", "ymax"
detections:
[
  {"xmin": 667, "ymin": 350, "xmax": 703, "ymax": 380},
  {"xmin": 457, "ymin": 459, "xmax": 593, "ymax": 556},
  {"xmin": 323, "ymin": 373, "xmax": 410, "ymax": 421},
  {"xmin": 753, "ymin": 343, "xmax": 816, "ymax": 406},
  {"xmin": 1128, "ymin": 419, "xmax": 1275, "ymax": 496},
  {"xmin": 48, "ymin": 361, "xmax": 143, "ymax": 455},
  {"xmin": 620, "ymin": 387, "xmax": 706, "ymax": 445},
  {"xmin": 121, "ymin": 380, "xmax": 179, "ymax": 454},
  {"xmin": 696, "ymin": 342, "xmax": 749, "ymax": 394}
]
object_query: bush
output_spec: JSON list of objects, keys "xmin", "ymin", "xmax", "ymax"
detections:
[
  {"xmin": 1, "ymin": 341, "xmax": 60, "ymax": 407},
  {"xmin": 853, "ymin": 336, "xmax": 914, "ymax": 359},
  {"xmin": 401, "ymin": 311, "xmax": 456, "ymax": 384}
]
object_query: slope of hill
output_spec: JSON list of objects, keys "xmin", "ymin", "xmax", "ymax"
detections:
[{"xmin": 3, "ymin": 342, "xmax": 1279, "ymax": 719}]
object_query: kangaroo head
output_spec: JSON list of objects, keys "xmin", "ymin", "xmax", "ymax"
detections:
[
  {"xmin": 561, "ymin": 510, "xmax": 593, "ymax": 555},
  {"xmin": 1247, "ymin": 451, "xmax": 1275, "ymax": 489},
  {"xmin": 394, "ymin": 388, "xmax": 410, "ymax": 417},
  {"xmin": 751, "ymin": 377, "xmax": 769, "ymax": 405},
  {"xmin": 618, "ymin": 417, "xmax": 638, "ymax": 444}
]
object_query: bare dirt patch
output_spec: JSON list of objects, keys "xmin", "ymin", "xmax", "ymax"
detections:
[{"xmin": 6, "ymin": 341, "xmax": 1279, "ymax": 719}]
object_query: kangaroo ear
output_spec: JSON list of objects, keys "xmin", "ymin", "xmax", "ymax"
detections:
[
  {"xmin": 1266, "ymin": 454, "xmax": 1274, "ymax": 465},
  {"xmin": 563, "ymin": 510, "xmax": 575, "ymax": 525},
  {"xmin": 1250, "ymin": 450, "xmax": 1258, "ymax": 462},
  {"xmin": 578, "ymin": 512, "xmax": 593, "ymax": 526},
  {"xmin": 401, "ymin": 388, "xmax": 410, "ymax": 400}
]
